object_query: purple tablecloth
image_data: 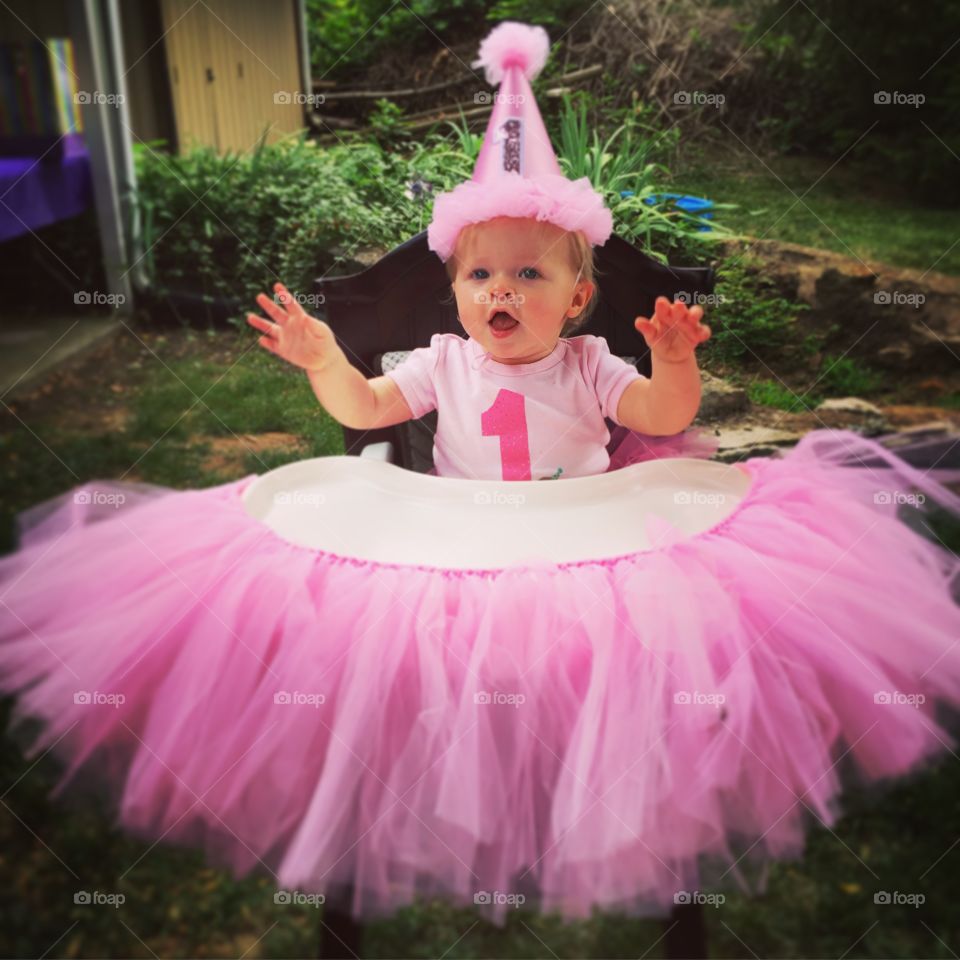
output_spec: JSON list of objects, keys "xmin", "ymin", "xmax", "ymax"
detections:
[{"xmin": 0, "ymin": 133, "xmax": 92, "ymax": 243}]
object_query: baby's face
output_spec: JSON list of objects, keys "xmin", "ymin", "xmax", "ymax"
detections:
[{"xmin": 450, "ymin": 217, "xmax": 594, "ymax": 365}]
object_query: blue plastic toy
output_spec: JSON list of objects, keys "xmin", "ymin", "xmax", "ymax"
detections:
[{"xmin": 621, "ymin": 191, "xmax": 716, "ymax": 231}]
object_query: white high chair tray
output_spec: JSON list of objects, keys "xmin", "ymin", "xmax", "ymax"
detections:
[{"xmin": 241, "ymin": 456, "xmax": 752, "ymax": 569}]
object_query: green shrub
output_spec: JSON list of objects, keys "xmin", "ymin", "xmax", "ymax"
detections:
[
  {"xmin": 367, "ymin": 98, "xmax": 408, "ymax": 145},
  {"xmin": 558, "ymin": 92, "xmax": 741, "ymax": 262},
  {"xmin": 132, "ymin": 91, "xmax": 744, "ymax": 315},
  {"xmin": 305, "ymin": 0, "xmax": 596, "ymax": 76},
  {"xmin": 817, "ymin": 354, "xmax": 883, "ymax": 397},
  {"xmin": 131, "ymin": 130, "xmax": 441, "ymax": 313},
  {"xmin": 701, "ymin": 256, "xmax": 807, "ymax": 365},
  {"xmin": 747, "ymin": 379, "xmax": 814, "ymax": 413},
  {"xmin": 732, "ymin": 0, "xmax": 960, "ymax": 204}
]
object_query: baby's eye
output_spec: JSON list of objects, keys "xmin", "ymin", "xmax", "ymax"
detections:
[
  {"xmin": 469, "ymin": 268, "xmax": 489, "ymax": 280},
  {"xmin": 519, "ymin": 267, "xmax": 540, "ymax": 280}
]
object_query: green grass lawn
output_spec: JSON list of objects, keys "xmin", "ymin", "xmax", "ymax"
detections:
[
  {"xmin": 672, "ymin": 142, "xmax": 960, "ymax": 277},
  {"xmin": 0, "ymin": 327, "xmax": 344, "ymax": 554}
]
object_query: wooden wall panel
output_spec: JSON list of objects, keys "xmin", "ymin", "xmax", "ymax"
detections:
[{"xmin": 160, "ymin": 0, "xmax": 304, "ymax": 156}]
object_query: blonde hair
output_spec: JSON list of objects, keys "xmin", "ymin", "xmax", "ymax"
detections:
[{"xmin": 444, "ymin": 218, "xmax": 600, "ymax": 338}]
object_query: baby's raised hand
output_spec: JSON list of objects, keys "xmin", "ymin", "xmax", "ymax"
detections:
[
  {"xmin": 634, "ymin": 296, "xmax": 711, "ymax": 364},
  {"xmin": 247, "ymin": 283, "xmax": 343, "ymax": 373}
]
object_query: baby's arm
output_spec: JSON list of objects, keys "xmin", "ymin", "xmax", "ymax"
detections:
[
  {"xmin": 618, "ymin": 296, "xmax": 710, "ymax": 434},
  {"xmin": 616, "ymin": 353, "xmax": 701, "ymax": 435},
  {"xmin": 247, "ymin": 281, "xmax": 415, "ymax": 431},
  {"xmin": 308, "ymin": 361, "xmax": 415, "ymax": 431}
]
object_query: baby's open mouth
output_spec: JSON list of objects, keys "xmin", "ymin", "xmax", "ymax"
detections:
[{"xmin": 489, "ymin": 311, "xmax": 519, "ymax": 332}]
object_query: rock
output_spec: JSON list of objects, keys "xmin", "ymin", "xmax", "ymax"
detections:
[
  {"xmin": 717, "ymin": 237, "xmax": 960, "ymax": 374},
  {"xmin": 813, "ymin": 397, "xmax": 889, "ymax": 433},
  {"xmin": 876, "ymin": 405, "xmax": 960, "ymax": 429},
  {"xmin": 751, "ymin": 405, "xmax": 883, "ymax": 436},
  {"xmin": 697, "ymin": 372, "xmax": 749, "ymax": 422},
  {"xmin": 712, "ymin": 425, "xmax": 804, "ymax": 462},
  {"xmin": 876, "ymin": 343, "xmax": 914, "ymax": 365},
  {"xmin": 816, "ymin": 397, "xmax": 885, "ymax": 417}
]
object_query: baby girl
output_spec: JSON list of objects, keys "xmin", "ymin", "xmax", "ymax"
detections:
[{"xmin": 246, "ymin": 215, "xmax": 711, "ymax": 482}]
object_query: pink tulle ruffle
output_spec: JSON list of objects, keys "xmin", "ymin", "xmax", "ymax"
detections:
[
  {"xmin": 427, "ymin": 172, "xmax": 613, "ymax": 262},
  {"xmin": 1, "ymin": 429, "xmax": 959, "ymax": 927}
]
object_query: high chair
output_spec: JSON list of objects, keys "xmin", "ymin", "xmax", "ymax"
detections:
[{"xmin": 314, "ymin": 228, "xmax": 717, "ymax": 960}]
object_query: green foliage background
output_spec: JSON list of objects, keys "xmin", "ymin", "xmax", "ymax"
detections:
[{"xmin": 733, "ymin": 0, "xmax": 960, "ymax": 203}]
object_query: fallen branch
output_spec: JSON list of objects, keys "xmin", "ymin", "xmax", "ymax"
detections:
[
  {"xmin": 312, "ymin": 63, "xmax": 603, "ymax": 103},
  {"xmin": 311, "ymin": 75, "xmax": 475, "ymax": 100}
]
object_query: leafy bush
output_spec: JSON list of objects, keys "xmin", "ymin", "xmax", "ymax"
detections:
[
  {"xmin": 747, "ymin": 378, "xmax": 814, "ymax": 412},
  {"xmin": 305, "ymin": 0, "xmax": 596, "ymax": 77},
  {"xmin": 131, "ymin": 95, "xmax": 744, "ymax": 318},
  {"xmin": 817, "ymin": 353, "xmax": 883, "ymax": 396},
  {"xmin": 132, "ymin": 130, "xmax": 431, "ymax": 311},
  {"xmin": 367, "ymin": 98, "xmax": 408, "ymax": 145},
  {"xmin": 731, "ymin": 0, "xmax": 960, "ymax": 204},
  {"xmin": 701, "ymin": 255, "xmax": 807, "ymax": 365}
]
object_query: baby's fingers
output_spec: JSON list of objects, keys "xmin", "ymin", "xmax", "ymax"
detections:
[
  {"xmin": 274, "ymin": 282, "xmax": 307, "ymax": 318},
  {"xmin": 634, "ymin": 315, "xmax": 659, "ymax": 340},
  {"xmin": 653, "ymin": 296, "xmax": 674, "ymax": 325},
  {"xmin": 246, "ymin": 312, "xmax": 277, "ymax": 337},
  {"xmin": 682, "ymin": 305, "xmax": 711, "ymax": 342},
  {"xmin": 255, "ymin": 292, "xmax": 292, "ymax": 326}
]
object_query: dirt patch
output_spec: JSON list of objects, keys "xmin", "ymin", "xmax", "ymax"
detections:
[
  {"xmin": 47, "ymin": 400, "xmax": 133, "ymax": 434},
  {"xmin": 750, "ymin": 404, "xmax": 960, "ymax": 434},
  {"xmin": 199, "ymin": 432, "xmax": 310, "ymax": 474}
]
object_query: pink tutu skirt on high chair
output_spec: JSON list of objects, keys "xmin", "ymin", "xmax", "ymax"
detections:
[{"xmin": 1, "ymin": 426, "xmax": 960, "ymax": 927}]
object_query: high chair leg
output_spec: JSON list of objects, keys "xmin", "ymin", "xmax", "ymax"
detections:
[
  {"xmin": 662, "ymin": 901, "xmax": 708, "ymax": 959},
  {"xmin": 314, "ymin": 886, "xmax": 707, "ymax": 958},
  {"xmin": 318, "ymin": 889, "xmax": 364, "ymax": 960}
]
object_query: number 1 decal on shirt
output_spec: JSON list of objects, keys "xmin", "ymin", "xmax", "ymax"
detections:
[{"xmin": 481, "ymin": 388, "xmax": 531, "ymax": 481}]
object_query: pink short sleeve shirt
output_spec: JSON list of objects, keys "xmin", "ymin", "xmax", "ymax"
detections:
[{"xmin": 385, "ymin": 334, "xmax": 644, "ymax": 480}]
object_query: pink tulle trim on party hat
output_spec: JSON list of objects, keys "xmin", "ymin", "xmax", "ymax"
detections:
[{"xmin": 427, "ymin": 172, "xmax": 614, "ymax": 262}]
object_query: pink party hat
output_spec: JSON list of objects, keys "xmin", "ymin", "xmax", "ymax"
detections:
[{"xmin": 427, "ymin": 22, "xmax": 613, "ymax": 262}]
